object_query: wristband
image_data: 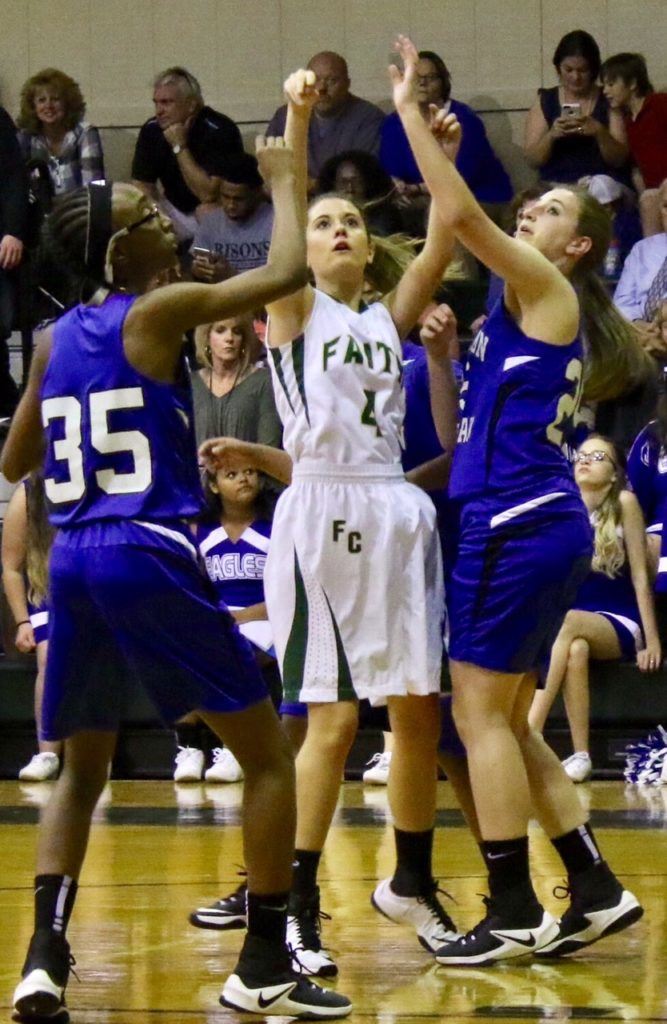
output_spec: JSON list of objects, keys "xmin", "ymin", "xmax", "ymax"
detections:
[{"xmin": 16, "ymin": 619, "xmax": 30, "ymax": 627}]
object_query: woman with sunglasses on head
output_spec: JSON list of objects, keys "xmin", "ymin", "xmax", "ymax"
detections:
[
  {"xmin": 1, "ymin": 141, "xmax": 351, "ymax": 1021},
  {"xmin": 530, "ymin": 435, "xmax": 660, "ymax": 783},
  {"xmin": 391, "ymin": 34, "xmax": 646, "ymax": 967}
]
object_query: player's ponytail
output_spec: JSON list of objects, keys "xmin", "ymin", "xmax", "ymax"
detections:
[
  {"xmin": 569, "ymin": 189, "xmax": 653, "ymax": 402},
  {"xmin": 45, "ymin": 182, "xmax": 114, "ymax": 295}
]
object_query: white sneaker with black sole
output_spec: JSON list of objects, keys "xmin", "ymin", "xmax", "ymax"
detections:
[
  {"xmin": 535, "ymin": 868, "xmax": 643, "ymax": 958},
  {"xmin": 189, "ymin": 881, "xmax": 247, "ymax": 930},
  {"xmin": 434, "ymin": 896, "xmax": 559, "ymax": 966},
  {"xmin": 13, "ymin": 929, "xmax": 72, "ymax": 1021},
  {"xmin": 220, "ymin": 935, "xmax": 351, "ymax": 1019},
  {"xmin": 287, "ymin": 887, "xmax": 337, "ymax": 977},
  {"xmin": 371, "ymin": 877, "xmax": 459, "ymax": 952}
]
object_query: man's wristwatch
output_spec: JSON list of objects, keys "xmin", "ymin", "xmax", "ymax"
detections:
[{"xmin": 172, "ymin": 143, "xmax": 184, "ymax": 156}]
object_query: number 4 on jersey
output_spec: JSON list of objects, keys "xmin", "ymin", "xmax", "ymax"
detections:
[{"xmin": 361, "ymin": 389, "xmax": 382, "ymax": 437}]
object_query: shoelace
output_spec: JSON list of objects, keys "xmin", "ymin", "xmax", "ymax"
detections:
[
  {"xmin": 69, "ymin": 952, "xmax": 80, "ymax": 984},
  {"xmin": 450, "ymin": 894, "xmax": 494, "ymax": 948},
  {"xmin": 287, "ymin": 907, "xmax": 334, "ymax": 974},
  {"xmin": 419, "ymin": 883, "xmax": 458, "ymax": 932}
]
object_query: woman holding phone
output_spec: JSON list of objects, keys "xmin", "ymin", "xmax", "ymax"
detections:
[{"xmin": 524, "ymin": 30, "xmax": 628, "ymax": 185}]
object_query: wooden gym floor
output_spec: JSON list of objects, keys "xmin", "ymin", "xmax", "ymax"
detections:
[{"xmin": 0, "ymin": 778, "xmax": 665, "ymax": 1023}]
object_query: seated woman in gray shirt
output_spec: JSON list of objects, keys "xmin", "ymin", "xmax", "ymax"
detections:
[{"xmin": 191, "ymin": 314, "xmax": 282, "ymax": 449}]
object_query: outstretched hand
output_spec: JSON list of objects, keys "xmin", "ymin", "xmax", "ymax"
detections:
[
  {"xmin": 419, "ymin": 303, "xmax": 459, "ymax": 360},
  {"xmin": 389, "ymin": 34, "xmax": 420, "ymax": 112},
  {"xmin": 284, "ymin": 69, "xmax": 318, "ymax": 112},
  {"xmin": 255, "ymin": 136, "xmax": 295, "ymax": 187},
  {"xmin": 429, "ymin": 107, "xmax": 462, "ymax": 162}
]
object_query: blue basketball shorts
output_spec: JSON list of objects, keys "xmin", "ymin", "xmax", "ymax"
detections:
[
  {"xmin": 447, "ymin": 496, "xmax": 593, "ymax": 675},
  {"xmin": 42, "ymin": 521, "xmax": 267, "ymax": 740}
]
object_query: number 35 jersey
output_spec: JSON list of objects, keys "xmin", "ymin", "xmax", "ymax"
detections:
[
  {"xmin": 267, "ymin": 288, "xmax": 404, "ymax": 466},
  {"xmin": 41, "ymin": 292, "xmax": 204, "ymax": 526},
  {"xmin": 449, "ymin": 299, "xmax": 585, "ymax": 504}
]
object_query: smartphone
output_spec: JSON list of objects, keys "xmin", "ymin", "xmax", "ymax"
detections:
[
  {"xmin": 561, "ymin": 103, "xmax": 581, "ymax": 118},
  {"xmin": 192, "ymin": 246, "xmax": 213, "ymax": 259}
]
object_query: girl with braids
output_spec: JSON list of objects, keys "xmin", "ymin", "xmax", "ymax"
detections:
[
  {"xmin": 203, "ymin": 68, "xmax": 459, "ymax": 977},
  {"xmin": 390, "ymin": 34, "xmax": 644, "ymax": 967},
  {"xmin": 530, "ymin": 435, "xmax": 660, "ymax": 783},
  {"xmin": 1, "ymin": 473, "xmax": 60, "ymax": 781},
  {"xmin": 2, "ymin": 143, "xmax": 351, "ymax": 1021}
]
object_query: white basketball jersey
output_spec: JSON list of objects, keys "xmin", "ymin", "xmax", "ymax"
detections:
[{"xmin": 267, "ymin": 289, "xmax": 405, "ymax": 465}]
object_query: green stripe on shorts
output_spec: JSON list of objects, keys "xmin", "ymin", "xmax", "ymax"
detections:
[
  {"xmin": 282, "ymin": 550, "xmax": 309, "ymax": 700},
  {"xmin": 323, "ymin": 593, "xmax": 355, "ymax": 702}
]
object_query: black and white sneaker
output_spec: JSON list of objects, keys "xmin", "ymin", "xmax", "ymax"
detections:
[
  {"xmin": 189, "ymin": 880, "xmax": 247, "ymax": 930},
  {"xmin": 434, "ymin": 896, "xmax": 558, "ymax": 966},
  {"xmin": 535, "ymin": 865, "xmax": 643, "ymax": 958},
  {"xmin": 371, "ymin": 877, "xmax": 459, "ymax": 952},
  {"xmin": 13, "ymin": 929, "xmax": 73, "ymax": 1021},
  {"xmin": 220, "ymin": 935, "xmax": 351, "ymax": 1019},
  {"xmin": 287, "ymin": 887, "xmax": 338, "ymax": 977}
]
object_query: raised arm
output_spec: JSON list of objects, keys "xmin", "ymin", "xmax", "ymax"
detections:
[
  {"xmin": 124, "ymin": 137, "xmax": 308, "ymax": 375},
  {"xmin": 385, "ymin": 196, "xmax": 455, "ymax": 339},
  {"xmin": 418, "ymin": 303, "xmax": 460, "ymax": 455},
  {"xmin": 391, "ymin": 36, "xmax": 576, "ymax": 341},
  {"xmin": 264, "ymin": 70, "xmax": 319, "ymax": 346},
  {"xmin": 0, "ymin": 330, "xmax": 52, "ymax": 482},
  {"xmin": 199, "ymin": 437, "xmax": 293, "ymax": 485}
]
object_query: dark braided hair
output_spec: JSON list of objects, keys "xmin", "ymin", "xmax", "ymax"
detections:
[{"xmin": 43, "ymin": 182, "xmax": 113, "ymax": 296}]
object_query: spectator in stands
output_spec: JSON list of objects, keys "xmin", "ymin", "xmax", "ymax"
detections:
[
  {"xmin": 0, "ymin": 104, "xmax": 28, "ymax": 416},
  {"xmin": 601, "ymin": 53, "xmax": 667, "ymax": 237},
  {"xmin": 266, "ymin": 52, "xmax": 384, "ymax": 184},
  {"xmin": 132, "ymin": 67, "xmax": 243, "ymax": 242},
  {"xmin": 614, "ymin": 179, "xmax": 667, "ymax": 328},
  {"xmin": 190, "ymin": 314, "xmax": 281, "ymax": 450},
  {"xmin": 379, "ymin": 49, "xmax": 512, "ymax": 218},
  {"xmin": 1, "ymin": 473, "xmax": 61, "ymax": 781},
  {"xmin": 524, "ymin": 31, "xmax": 628, "ymax": 186},
  {"xmin": 316, "ymin": 150, "xmax": 403, "ymax": 236},
  {"xmin": 191, "ymin": 153, "xmax": 274, "ymax": 279},
  {"xmin": 530, "ymin": 435, "xmax": 660, "ymax": 783},
  {"xmin": 17, "ymin": 68, "xmax": 104, "ymax": 195}
]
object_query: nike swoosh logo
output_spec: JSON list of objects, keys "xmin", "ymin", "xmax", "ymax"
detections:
[
  {"xmin": 493, "ymin": 931, "xmax": 536, "ymax": 948},
  {"xmin": 257, "ymin": 984, "xmax": 295, "ymax": 1008},
  {"xmin": 486, "ymin": 851, "xmax": 512, "ymax": 860}
]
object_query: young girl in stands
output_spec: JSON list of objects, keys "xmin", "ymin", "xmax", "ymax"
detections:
[
  {"xmin": 393, "ymin": 33, "xmax": 645, "ymax": 966},
  {"xmin": 1, "ymin": 473, "xmax": 60, "ymax": 781},
  {"xmin": 530, "ymin": 435, "xmax": 660, "ymax": 782},
  {"xmin": 174, "ymin": 462, "xmax": 280, "ymax": 786}
]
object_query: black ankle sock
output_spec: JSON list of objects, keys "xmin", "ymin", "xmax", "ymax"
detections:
[
  {"xmin": 246, "ymin": 892, "xmax": 289, "ymax": 946},
  {"xmin": 391, "ymin": 827, "xmax": 434, "ymax": 896},
  {"xmin": 551, "ymin": 822, "xmax": 602, "ymax": 879},
  {"xmin": 175, "ymin": 723, "xmax": 201, "ymax": 749},
  {"xmin": 481, "ymin": 836, "xmax": 534, "ymax": 902},
  {"xmin": 34, "ymin": 874, "xmax": 78, "ymax": 935},
  {"xmin": 292, "ymin": 850, "xmax": 321, "ymax": 896}
]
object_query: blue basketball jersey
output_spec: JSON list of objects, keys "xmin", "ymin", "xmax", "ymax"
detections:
[
  {"xmin": 41, "ymin": 293, "xmax": 204, "ymax": 526},
  {"xmin": 196, "ymin": 518, "xmax": 271, "ymax": 608},
  {"xmin": 449, "ymin": 299, "xmax": 585, "ymax": 503},
  {"xmin": 627, "ymin": 422, "xmax": 667, "ymax": 529}
]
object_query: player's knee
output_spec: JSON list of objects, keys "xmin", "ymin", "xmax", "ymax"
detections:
[{"xmin": 568, "ymin": 636, "xmax": 590, "ymax": 666}]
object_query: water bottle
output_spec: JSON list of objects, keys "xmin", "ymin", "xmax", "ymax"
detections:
[{"xmin": 603, "ymin": 238, "xmax": 621, "ymax": 279}]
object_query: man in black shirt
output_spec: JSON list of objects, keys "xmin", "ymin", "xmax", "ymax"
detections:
[
  {"xmin": 131, "ymin": 66, "xmax": 243, "ymax": 241},
  {"xmin": 0, "ymin": 105, "xmax": 29, "ymax": 416}
]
